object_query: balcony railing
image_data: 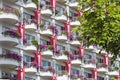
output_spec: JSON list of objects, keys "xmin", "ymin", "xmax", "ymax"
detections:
[
  {"xmin": 0, "ymin": 52, "xmax": 21, "ymax": 62},
  {"xmin": 2, "ymin": 30, "xmax": 21, "ymax": 39}
]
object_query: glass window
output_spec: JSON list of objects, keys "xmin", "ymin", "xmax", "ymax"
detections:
[
  {"xmin": 40, "ymin": 39, "xmax": 47, "ymax": 45},
  {"xmin": 85, "ymin": 54, "xmax": 92, "ymax": 59},
  {"xmin": 72, "ymin": 69, "xmax": 79, "ymax": 74},
  {"xmin": 42, "ymin": 60, "xmax": 51, "ymax": 68},
  {"xmin": 25, "ymin": 77, "xmax": 35, "ymax": 80},
  {"xmin": 57, "ymin": 45, "xmax": 65, "ymax": 51},
  {"xmin": 23, "ymin": 55, "xmax": 31, "ymax": 62},
  {"xmin": 98, "ymin": 76, "xmax": 104, "ymax": 80}
]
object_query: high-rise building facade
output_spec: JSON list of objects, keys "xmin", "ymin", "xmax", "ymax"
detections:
[{"xmin": 0, "ymin": 0, "xmax": 119, "ymax": 80}]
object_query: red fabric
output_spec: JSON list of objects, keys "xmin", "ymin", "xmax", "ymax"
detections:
[
  {"xmin": 77, "ymin": 10, "xmax": 81, "ymax": 16},
  {"xmin": 50, "ymin": 36, "xmax": 57, "ymax": 49},
  {"xmin": 17, "ymin": 66, "xmax": 25, "ymax": 80},
  {"xmin": 103, "ymin": 54, "xmax": 109, "ymax": 66},
  {"xmin": 18, "ymin": 22, "xmax": 25, "ymax": 40},
  {"xmin": 34, "ymin": 9, "xmax": 41, "ymax": 23},
  {"xmin": 78, "ymin": 46, "xmax": 84, "ymax": 58},
  {"xmin": 50, "ymin": 76, "xmax": 57, "ymax": 80},
  {"xmin": 64, "ymin": 21, "xmax": 71, "ymax": 37},
  {"xmin": 117, "ymin": 75, "xmax": 120, "ymax": 80},
  {"xmin": 65, "ymin": 60, "xmax": 71, "ymax": 73},
  {"xmin": 50, "ymin": 0, "xmax": 56, "ymax": 10},
  {"xmin": 35, "ymin": 51, "xmax": 42, "ymax": 68},
  {"xmin": 92, "ymin": 69, "xmax": 98, "ymax": 80}
]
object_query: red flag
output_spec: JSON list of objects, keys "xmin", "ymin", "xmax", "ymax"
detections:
[
  {"xmin": 50, "ymin": 36, "xmax": 57, "ymax": 49},
  {"xmin": 50, "ymin": 0, "xmax": 56, "ymax": 10},
  {"xmin": 92, "ymin": 69, "xmax": 98, "ymax": 80},
  {"xmin": 35, "ymin": 51, "xmax": 42, "ymax": 68},
  {"xmin": 34, "ymin": 9, "xmax": 41, "ymax": 23},
  {"xmin": 64, "ymin": 21, "xmax": 71, "ymax": 37},
  {"xmin": 65, "ymin": 60, "xmax": 72, "ymax": 73},
  {"xmin": 18, "ymin": 22, "xmax": 25, "ymax": 40},
  {"xmin": 78, "ymin": 46, "xmax": 84, "ymax": 58},
  {"xmin": 17, "ymin": 66, "xmax": 25, "ymax": 80},
  {"xmin": 117, "ymin": 75, "xmax": 120, "ymax": 80},
  {"xmin": 103, "ymin": 54, "xmax": 109, "ymax": 66},
  {"xmin": 50, "ymin": 76, "xmax": 57, "ymax": 80},
  {"xmin": 77, "ymin": 10, "xmax": 81, "ymax": 16}
]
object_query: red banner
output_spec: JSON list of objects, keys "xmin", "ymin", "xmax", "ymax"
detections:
[
  {"xmin": 50, "ymin": 0, "xmax": 56, "ymax": 10},
  {"xmin": 78, "ymin": 46, "xmax": 84, "ymax": 58},
  {"xmin": 65, "ymin": 60, "xmax": 72, "ymax": 73},
  {"xmin": 92, "ymin": 69, "xmax": 98, "ymax": 80},
  {"xmin": 18, "ymin": 22, "xmax": 25, "ymax": 40},
  {"xmin": 117, "ymin": 75, "xmax": 120, "ymax": 80},
  {"xmin": 103, "ymin": 54, "xmax": 109, "ymax": 66},
  {"xmin": 50, "ymin": 76, "xmax": 57, "ymax": 80},
  {"xmin": 35, "ymin": 51, "xmax": 42, "ymax": 68},
  {"xmin": 77, "ymin": 10, "xmax": 81, "ymax": 16},
  {"xmin": 17, "ymin": 66, "xmax": 25, "ymax": 80},
  {"xmin": 34, "ymin": 9, "xmax": 41, "ymax": 23},
  {"xmin": 64, "ymin": 21, "xmax": 71, "ymax": 37},
  {"xmin": 50, "ymin": 36, "xmax": 57, "ymax": 49}
]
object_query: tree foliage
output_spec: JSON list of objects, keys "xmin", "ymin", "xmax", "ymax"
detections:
[{"xmin": 73, "ymin": 0, "xmax": 120, "ymax": 60}]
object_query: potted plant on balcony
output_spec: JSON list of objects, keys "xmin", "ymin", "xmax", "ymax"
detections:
[
  {"xmin": 55, "ymin": 10, "xmax": 59, "ymax": 15},
  {"xmin": 63, "ymin": 50, "xmax": 69, "ymax": 56},
  {"xmin": 61, "ymin": 30, "xmax": 67, "ymax": 36},
  {"xmin": 48, "ymin": 45, "xmax": 54, "ymax": 50},
  {"xmin": 53, "ymin": 49, "xmax": 61, "ymax": 55},
  {"xmin": 39, "ymin": 23, "xmax": 44, "ymax": 29},
  {"xmin": 13, "ymin": 9, "xmax": 21, "ymax": 17},
  {"xmin": 114, "ymin": 66, "xmax": 119, "ymax": 71},
  {"xmin": 76, "ymin": 36, "xmax": 82, "ymax": 41},
  {"xmin": 47, "ymin": 66, "xmax": 56, "ymax": 73},
  {"xmin": 2, "ymin": 30, "xmax": 21, "ymax": 38},
  {"xmin": 62, "ymin": 70, "xmax": 68, "ymax": 75},
  {"xmin": 31, "ymin": 40, "xmax": 38, "ymax": 46}
]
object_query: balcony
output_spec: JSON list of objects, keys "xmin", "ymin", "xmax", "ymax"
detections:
[
  {"xmin": 41, "ymin": 5, "xmax": 52, "ymax": 16},
  {"xmin": 57, "ymin": 0, "xmax": 67, "ymax": 3},
  {"xmin": 24, "ymin": 0, "xmax": 37, "ymax": 10},
  {"xmin": 57, "ymin": 34, "xmax": 67, "ymax": 41},
  {"xmin": 24, "ymin": 19, "xmax": 37, "ymax": 32},
  {"xmin": 4, "ymin": 0, "xmax": 18, "ymax": 3},
  {"xmin": 0, "ymin": 8, "xmax": 19, "ymax": 24},
  {"xmin": 39, "ymin": 25, "xmax": 53, "ymax": 36},
  {"xmin": 57, "ymin": 70, "xmax": 68, "ymax": 80},
  {"xmin": 97, "ymin": 63, "xmax": 108, "ymax": 73},
  {"xmin": 40, "ymin": 66, "xmax": 54, "ymax": 78},
  {"xmin": 23, "ymin": 40, "xmax": 37, "ymax": 52},
  {"xmin": 69, "ymin": 40, "xmax": 81, "ymax": 46},
  {"xmin": 85, "ymin": 45, "xmax": 95, "ymax": 51},
  {"xmin": 83, "ymin": 59, "xmax": 96, "ymax": 69},
  {"xmin": 55, "ymin": 12, "xmax": 67, "ymax": 22},
  {"xmin": 108, "ymin": 70, "xmax": 119, "ymax": 76},
  {"xmin": 53, "ymin": 50, "xmax": 69, "ymax": 61},
  {"xmin": 0, "ymin": 30, "xmax": 20, "ymax": 46},
  {"xmin": 0, "ymin": 52, "xmax": 21, "ymax": 68},
  {"xmin": 69, "ymin": 0, "xmax": 79, "ymax": 8},
  {"xmin": 70, "ymin": 54, "xmax": 82, "ymax": 66},
  {"xmin": 24, "ymin": 62, "xmax": 37, "ymax": 74},
  {"xmin": 70, "ymin": 17, "xmax": 80, "ymax": 27}
]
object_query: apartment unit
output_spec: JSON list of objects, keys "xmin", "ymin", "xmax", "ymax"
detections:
[{"xmin": 0, "ymin": 0, "xmax": 120, "ymax": 80}]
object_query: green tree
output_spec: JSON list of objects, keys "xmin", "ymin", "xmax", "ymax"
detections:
[{"xmin": 73, "ymin": 0, "xmax": 120, "ymax": 61}]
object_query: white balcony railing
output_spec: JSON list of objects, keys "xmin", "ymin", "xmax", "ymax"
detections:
[
  {"xmin": 24, "ymin": 62, "xmax": 37, "ymax": 74},
  {"xmin": 24, "ymin": 19, "xmax": 37, "ymax": 32},
  {"xmin": 25, "ymin": 0, "xmax": 37, "ymax": 10},
  {"xmin": 83, "ymin": 59, "xmax": 96, "ymax": 69},
  {"xmin": 0, "ymin": 8, "xmax": 19, "ymax": 24}
]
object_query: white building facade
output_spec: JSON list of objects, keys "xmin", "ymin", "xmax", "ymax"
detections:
[{"xmin": 0, "ymin": 0, "xmax": 120, "ymax": 80}]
